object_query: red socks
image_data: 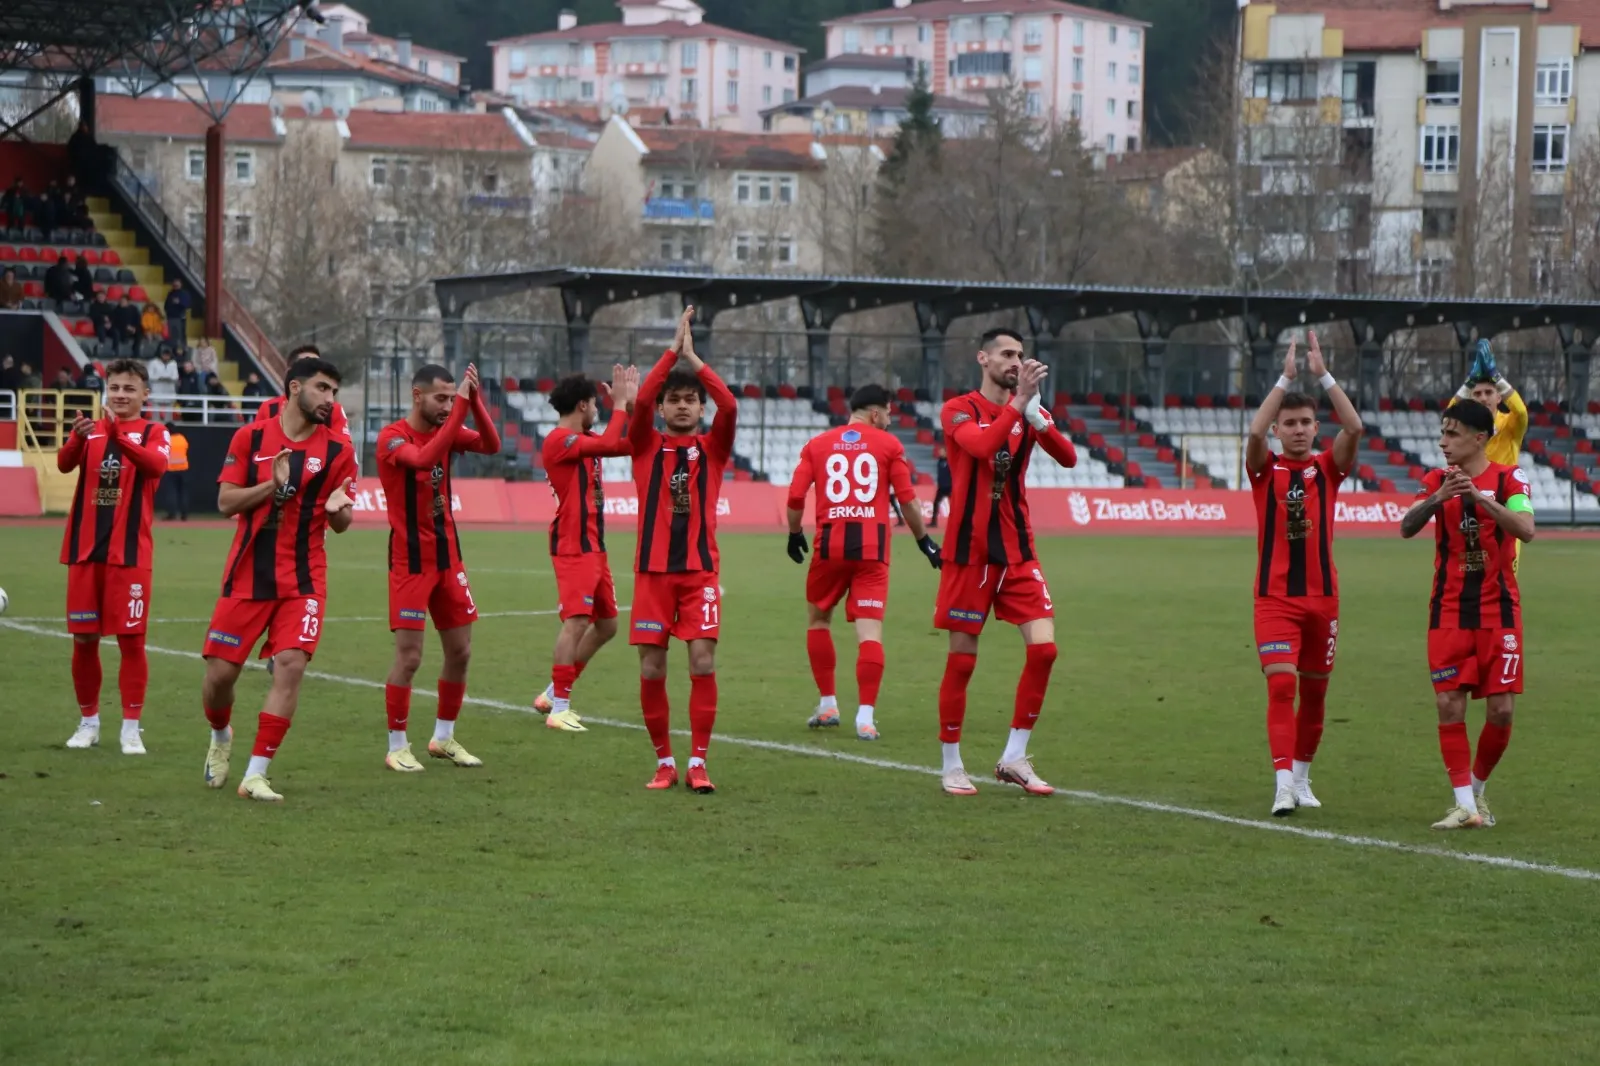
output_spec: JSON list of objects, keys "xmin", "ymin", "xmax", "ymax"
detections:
[
  {"xmin": 551, "ymin": 663, "xmax": 577, "ymax": 702},
  {"xmin": 437, "ymin": 680, "xmax": 465, "ymax": 722},
  {"xmin": 252, "ymin": 712, "xmax": 290, "ymax": 758},
  {"xmin": 1437, "ymin": 722, "xmax": 1473, "ymax": 788},
  {"xmin": 805, "ymin": 629, "xmax": 836, "ymax": 699},
  {"xmin": 1266, "ymin": 671, "xmax": 1297, "ymax": 772},
  {"xmin": 71, "ymin": 640, "xmax": 102, "ymax": 716},
  {"xmin": 938, "ymin": 652, "xmax": 978, "ymax": 743},
  {"xmin": 384, "ymin": 684, "xmax": 410, "ymax": 733},
  {"xmin": 571, "ymin": 659, "xmax": 588, "ymax": 684},
  {"xmin": 689, "ymin": 673, "xmax": 718, "ymax": 761},
  {"xmin": 1295, "ymin": 676, "xmax": 1328, "ymax": 763},
  {"xmin": 115, "ymin": 634, "xmax": 148, "ymax": 720},
  {"xmin": 641, "ymin": 676, "xmax": 672, "ymax": 759},
  {"xmin": 1012, "ymin": 642, "xmax": 1056, "ymax": 730},
  {"xmin": 1473, "ymin": 721, "xmax": 1512, "ymax": 782},
  {"xmin": 205, "ymin": 703, "xmax": 233, "ymax": 731},
  {"xmin": 856, "ymin": 640, "xmax": 885, "ymax": 707}
]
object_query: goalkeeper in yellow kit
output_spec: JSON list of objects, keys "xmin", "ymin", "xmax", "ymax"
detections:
[{"xmin": 1449, "ymin": 338, "xmax": 1529, "ymax": 567}]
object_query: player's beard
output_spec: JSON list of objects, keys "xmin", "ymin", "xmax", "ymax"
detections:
[{"xmin": 297, "ymin": 391, "xmax": 330, "ymax": 425}]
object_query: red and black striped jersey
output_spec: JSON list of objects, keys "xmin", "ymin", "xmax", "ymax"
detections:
[
  {"xmin": 627, "ymin": 349, "xmax": 737, "ymax": 574},
  {"xmin": 375, "ymin": 400, "xmax": 497, "ymax": 574},
  {"xmin": 1418, "ymin": 463, "xmax": 1528, "ymax": 630},
  {"xmin": 58, "ymin": 417, "xmax": 169, "ymax": 567},
  {"xmin": 941, "ymin": 391, "xmax": 1078, "ymax": 566},
  {"xmin": 254, "ymin": 396, "xmax": 351, "ymax": 440},
  {"xmin": 786, "ymin": 423, "xmax": 917, "ymax": 563},
  {"xmin": 543, "ymin": 414, "xmax": 630, "ymax": 557},
  {"xmin": 217, "ymin": 420, "xmax": 358, "ymax": 600},
  {"xmin": 1248, "ymin": 450, "xmax": 1346, "ymax": 599}
]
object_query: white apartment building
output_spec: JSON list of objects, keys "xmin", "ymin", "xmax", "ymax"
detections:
[
  {"xmin": 823, "ymin": 0, "xmax": 1148, "ymax": 153},
  {"xmin": 490, "ymin": 0, "xmax": 803, "ymax": 134}
]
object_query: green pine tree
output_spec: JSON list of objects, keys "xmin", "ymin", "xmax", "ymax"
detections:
[{"xmin": 882, "ymin": 65, "xmax": 942, "ymax": 185}]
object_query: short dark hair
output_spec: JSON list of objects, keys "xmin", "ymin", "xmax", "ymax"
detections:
[
  {"xmin": 103, "ymin": 358, "xmax": 148, "ymax": 384},
  {"xmin": 288, "ymin": 343, "xmax": 322, "ymax": 361},
  {"xmin": 981, "ymin": 327, "xmax": 1025, "ymax": 351},
  {"xmin": 286, "ymin": 357, "xmax": 342, "ymax": 388},
  {"xmin": 850, "ymin": 383, "xmax": 893, "ymax": 411},
  {"xmin": 1277, "ymin": 392, "xmax": 1317, "ymax": 416},
  {"xmin": 1468, "ymin": 374, "xmax": 1497, "ymax": 388},
  {"xmin": 659, "ymin": 368, "xmax": 707, "ymax": 404},
  {"xmin": 549, "ymin": 373, "xmax": 598, "ymax": 415},
  {"xmin": 411, "ymin": 363, "xmax": 452, "ymax": 389},
  {"xmin": 1445, "ymin": 398, "xmax": 1495, "ymax": 436}
]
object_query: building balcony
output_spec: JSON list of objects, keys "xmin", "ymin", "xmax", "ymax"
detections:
[
  {"xmin": 619, "ymin": 62, "xmax": 667, "ymax": 77},
  {"xmin": 954, "ymin": 38, "xmax": 1012, "ymax": 53},
  {"xmin": 537, "ymin": 64, "xmax": 579, "ymax": 78},
  {"xmin": 642, "ymin": 197, "xmax": 716, "ymax": 224}
]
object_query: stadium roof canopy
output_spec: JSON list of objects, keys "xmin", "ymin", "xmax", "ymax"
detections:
[{"xmin": 0, "ymin": 0, "xmax": 305, "ymax": 136}]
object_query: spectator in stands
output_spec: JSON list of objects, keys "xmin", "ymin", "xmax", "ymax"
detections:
[
  {"xmin": 78, "ymin": 361, "xmax": 103, "ymax": 394},
  {"xmin": 161, "ymin": 421, "xmax": 189, "ymax": 521},
  {"xmin": 140, "ymin": 300, "xmax": 165, "ymax": 348},
  {"xmin": 241, "ymin": 370, "xmax": 266, "ymax": 397},
  {"xmin": 52, "ymin": 367, "xmax": 76, "ymax": 391},
  {"xmin": 18, "ymin": 360, "xmax": 41, "ymax": 390},
  {"xmin": 39, "ymin": 180, "xmax": 63, "ymax": 235},
  {"xmin": 0, "ymin": 355, "xmax": 17, "ymax": 394},
  {"xmin": 45, "ymin": 256, "xmax": 76, "ymax": 305},
  {"xmin": 203, "ymin": 370, "xmax": 239, "ymax": 422},
  {"xmin": 932, "ymin": 444, "xmax": 951, "ymax": 530},
  {"xmin": 111, "ymin": 294, "xmax": 141, "ymax": 356},
  {"xmin": 61, "ymin": 175, "xmax": 90, "ymax": 227},
  {"xmin": 72, "ymin": 254, "xmax": 94, "ymax": 302},
  {"xmin": 87, "ymin": 286, "xmax": 113, "ymax": 347},
  {"xmin": 163, "ymin": 279, "xmax": 192, "ymax": 346},
  {"xmin": 147, "ymin": 345, "xmax": 179, "ymax": 419},
  {"xmin": 67, "ymin": 122, "xmax": 102, "ymax": 188},
  {"xmin": 191, "ymin": 336, "xmax": 218, "ymax": 379},
  {"xmin": 0, "ymin": 178, "xmax": 26, "ymax": 223},
  {"xmin": 176, "ymin": 359, "xmax": 201, "ymax": 422},
  {"xmin": 0, "ymin": 268, "xmax": 22, "ymax": 310}
]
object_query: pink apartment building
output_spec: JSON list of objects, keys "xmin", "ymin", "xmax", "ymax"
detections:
[
  {"xmin": 824, "ymin": 0, "xmax": 1148, "ymax": 152},
  {"xmin": 489, "ymin": 0, "xmax": 803, "ymax": 134}
]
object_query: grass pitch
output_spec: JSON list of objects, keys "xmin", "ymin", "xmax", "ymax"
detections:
[{"xmin": 2, "ymin": 524, "xmax": 1599, "ymax": 1065}]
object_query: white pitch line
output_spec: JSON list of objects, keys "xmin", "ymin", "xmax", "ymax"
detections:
[{"xmin": 4, "ymin": 617, "xmax": 1598, "ymax": 885}]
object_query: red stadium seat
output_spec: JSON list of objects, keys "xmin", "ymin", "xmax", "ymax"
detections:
[
  {"xmin": 1555, "ymin": 425, "xmax": 1572, "ymax": 438},
  {"xmin": 1358, "ymin": 464, "xmax": 1376, "ymax": 481},
  {"xmin": 829, "ymin": 398, "xmax": 848, "ymax": 416},
  {"xmin": 82, "ymin": 249, "xmax": 101, "ymax": 265},
  {"xmin": 1367, "ymin": 436, "xmax": 1387, "ymax": 451},
  {"xmin": 1050, "ymin": 402, "xmax": 1069, "ymax": 422},
  {"xmin": 1549, "ymin": 453, "xmax": 1567, "ymax": 469},
  {"xmin": 0, "ymin": 245, "xmax": 13, "ymax": 260},
  {"xmin": 1053, "ymin": 391, "xmax": 1072, "ymax": 407},
  {"xmin": 896, "ymin": 387, "xmax": 914, "ymax": 404},
  {"xmin": 73, "ymin": 319, "xmax": 94, "ymax": 336},
  {"xmin": 827, "ymin": 385, "xmax": 845, "ymax": 401},
  {"xmin": 1144, "ymin": 476, "xmax": 1163, "ymax": 489},
  {"xmin": 1379, "ymin": 478, "xmax": 1398, "ymax": 492},
  {"xmin": 1409, "ymin": 464, "xmax": 1427, "ymax": 481},
  {"xmin": 1085, "ymin": 391, "xmax": 1103, "ymax": 405},
  {"xmin": 1194, "ymin": 394, "xmax": 1213, "ymax": 408},
  {"xmin": 1589, "ymin": 401, "xmax": 1600, "ymax": 415},
  {"xmin": 1576, "ymin": 439, "xmax": 1594, "ymax": 454},
  {"xmin": 102, "ymin": 250, "xmax": 122, "ymax": 265},
  {"xmin": 1226, "ymin": 395, "xmax": 1245, "ymax": 409},
  {"xmin": 1068, "ymin": 417, "xmax": 1087, "ymax": 434},
  {"xmin": 1088, "ymin": 432, "xmax": 1106, "ymax": 449},
  {"xmin": 1156, "ymin": 446, "xmax": 1175, "ymax": 462},
  {"xmin": 898, "ymin": 414, "xmax": 916, "ymax": 428},
  {"xmin": 1378, "ymin": 398, "xmax": 1394, "ymax": 412},
  {"xmin": 1106, "ymin": 446, "xmax": 1124, "ymax": 463},
  {"xmin": 1138, "ymin": 433, "xmax": 1156, "ymax": 448},
  {"xmin": 777, "ymin": 384, "xmax": 798, "ymax": 400},
  {"xmin": 1407, "ymin": 398, "xmax": 1425, "ymax": 411},
  {"xmin": 1163, "ymin": 393, "xmax": 1181, "ymax": 408},
  {"xmin": 915, "ymin": 428, "xmax": 934, "ymax": 445},
  {"xmin": 1388, "ymin": 450, "xmax": 1406, "ymax": 465},
  {"xmin": 1099, "ymin": 404, "xmax": 1118, "ymax": 420},
  {"xmin": 106, "ymin": 285, "xmax": 124, "ymax": 300},
  {"xmin": 1525, "ymin": 439, "xmax": 1546, "ymax": 455},
  {"xmin": 23, "ymin": 280, "xmax": 41, "ymax": 297},
  {"xmin": 1533, "ymin": 412, "xmax": 1552, "ymax": 428},
  {"xmin": 1194, "ymin": 476, "xmax": 1213, "ymax": 489},
  {"xmin": 501, "ymin": 376, "xmax": 519, "ymax": 393},
  {"xmin": 128, "ymin": 285, "xmax": 148, "ymax": 302},
  {"xmin": 19, "ymin": 247, "xmax": 38, "ymax": 262},
  {"xmin": 1124, "ymin": 461, "xmax": 1143, "ymax": 478},
  {"xmin": 535, "ymin": 377, "xmax": 555, "ymax": 392}
]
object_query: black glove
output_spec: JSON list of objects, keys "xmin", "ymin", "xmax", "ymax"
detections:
[
  {"xmin": 787, "ymin": 531, "xmax": 809, "ymax": 565},
  {"xmin": 917, "ymin": 535, "xmax": 943, "ymax": 570}
]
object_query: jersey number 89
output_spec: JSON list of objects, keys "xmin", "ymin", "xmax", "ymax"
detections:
[{"xmin": 824, "ymin": 453, "xmax": 879, "ymax": 504}]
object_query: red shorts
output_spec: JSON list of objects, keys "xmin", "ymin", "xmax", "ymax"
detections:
[
  {"xmin": 933, "ymin": 562, "xmax": 1054, "ymax": 635},
  {"xmin": 389, "ymin": 564, "xmax": 478, "ymax": 632},
  {"xmin": 806, "ymin": 559, "xmax": 889, "ymax": 621},
  {"xmin": 630, "ymin": 571, "xmax": 720, "ymax": 646},
  {"xmin": 66, "ymin": 563, "xmax": 152, "ymax": 636},
  {"xmin": 552, "ymin": 553, "xmax": 619, "ymax": 622},
  {"xmin": 1429, "ymin": 628, "xmax": 1524, "ymax": 697},
  {"xmin": 203, "ymin": 596, "xmax": 327, "ymax": 664},
  {"xmin": 1253, "ymin": 595, "xmax": 1340, "ymax": 672}
]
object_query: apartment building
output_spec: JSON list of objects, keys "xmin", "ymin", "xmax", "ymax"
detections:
[
  {"xmin": 1239, "ymin": 0, "xmax": 1600, "ymax": 296},
  {"xmin": 489, "ymin": 0, "xmax": 803, "ymax": 134},
  {"xmin": 822, "ymin": 0, "xmax": 1148, "ymax": 152},
  {"xmin": 762, "ymin": 54, "xmax": 989, "ymax": 137}
]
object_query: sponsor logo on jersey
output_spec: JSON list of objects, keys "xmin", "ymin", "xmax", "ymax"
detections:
[
  {"xmin": 703, "ymin": 586, "xmax": 717, "ymax": 602},
  {"xmin": 398, "ymin": 609, "xmax": 427, "ymax": 621},
  {"xmin": 688, "ymin": 445, "xmax": 700, "ymax": 462},
  {"xmin": 130, "ymin": 584, "xmax": 143, "ymax": 598},
  {"xmin": 841, "ymin": 429, "xmax": 862, "ymax": 444},
  {"xmin": 1503, "ymin": 633, "xmax": 1518, "ymax": 651},
  {"xmin": 387, "ymin": 437, "xmax": 405, "ymax": 451},
  {"xmin": 305, "ymin": 599, "xmax": 319, "ymax": 615},
  {"xmin": 951, "ymin": 413, "xmax": 972, "ymax": 425},
  {"xmin": 855, "ymin": 598, "xmax": 884, "ymax": 609},
  {"xmin": 947, "ymin": 608, "xmax": 985, "ymax": 622},
  {"xmin": 69, "ymin": 611, "xmax": 99, "ymax": 622},
  {"xmin": 224, "ymin": 454, "xmax": 238, "ymax": 466},
  {"xmin": 633, "ymin": 620, "xmax": 665, "ymax": 632},
  {"xmin": 582, "ymin": 595, "xmax": 594, "ymax": 605},
  {"xmin": 1431, "ymin": 666, "xmax": 1459, "ymax": 682},
  {"xmin": 564, "ymin": 433, "xmax": 579, "ymax": 448},
  {"xmin": 306, "ymin": 457, "xmax": 323, "ymax": 475},
  {"xmin": 1258, "ymin": 641, "xmax": 1293, "ymax": 654},
  {"xmin": 207, "ymin": 629, "xmax": 243, "ymax": 647}
]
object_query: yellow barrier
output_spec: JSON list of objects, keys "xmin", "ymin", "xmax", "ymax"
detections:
[{"xmin": 19, "ymin": 389, "xmax": 104, "ymax": 453}]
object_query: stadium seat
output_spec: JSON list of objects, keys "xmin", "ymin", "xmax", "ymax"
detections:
[
  {"xmin": 102, "ymin": 250, "xmax": 121, "ymax": 266},
  {"xmin": 128, "ymin": 285, "xmax": 147, "ymax": 302},
  {"xmin": 742, "ymin": 384, "xmax": 762, "ymax": 399},
  {"xmin": 18, "ymin": 247, "xmax": 38, "ymax": 262},
  {"xmin": 777, "ymin": 384, "xmax": 798, "ymax": 400}
]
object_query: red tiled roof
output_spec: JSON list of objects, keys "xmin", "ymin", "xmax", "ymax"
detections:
[
  {"xmin": 341, "ymin": 32, "xmax": 466, "ymax": 61},
  {"xmin": 826, "ymin": 0, "xmax": 1148, "ymax": 29},
  {"xmin": 96, "ymin": 96, "xmax": 284, "ymax": 143},
  {"xmin": 764, "ymin": 85, "xmax": 987, "ymax": 114},
  {"xmin": 635, "ymin": 129, "xmax": 826, "ymax": 170},
  {"xmin": 268, "ymin": 37, "xmax": 462, "ymax": 94},
  {"xmin": 490, "ymin": 19, "xmax": 802, "ymax": 52},
  {"xmin": 538, "ymin": 103, "xmax": 689, "ymax": 129},
  {"xmin": 1268, "ymin": 0, "xmax": 1600, "ymax": 51},
  {"xmin": 342, "ymin": 111, "xmax": 529, "ymax": 152}
]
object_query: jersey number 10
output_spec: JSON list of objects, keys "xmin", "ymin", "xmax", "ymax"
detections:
[{"xmin": 824, "ymin": 453, "xmax": 879, "ymax": 504}]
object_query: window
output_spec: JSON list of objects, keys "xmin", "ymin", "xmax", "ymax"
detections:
[
  {"xmin": 1106, "ymin": 133, "xmax": 1116, "ymax": 153},
  {"xmin": 228, "ymin": 213, "xmax": 253, "ymax": 245},
  {"xmin": 1531, "ymin": 194, "xmax": 1563, "ymax": 231},
  {"xmin": 782, "ymin": 87, "xmax": 795, "ymax": 102},
  {"xmin": 418, "ymin": 59, "xmax": 429, "ymax": 75},
  {"xmin": 648, "ymin": 78, "xmax": 666, "ymax": 100},
  {"xmin": 1536, "ymin": 58, "xmax": 1573, "ymax": 105},
  {"xmin": 918, "ymin": 24, "xmax": 930, "ymax": 44},
  {"xmin": 778, "ymin": 175, "xmax": 795, "ymax": 204},
  {"xmin": 1533, "ymin": 124, "xmax": 1569, "ymax": 173},
  {"xmin": 1126, "ymin": 136, "xmax": 1139, "ymax": 153},
  {"xmin": 1070, "ymin": 93, "xmax": 1083, "ymax": 119},
  {"xmin": 1420, "ymin": 125, "xmax": 1459, "ymax": 173},
  {"xmin": 735, "ymin": 174, "xmax": 751, "ymax": 203},
  {"xmin": 1127, "ymin": 100, "xmax": 1137, "ymax": 118},
  {"xmin": 1342, "ymin": 59, "xmax": 1376, "ymax": 120},
  {"xmin": 951, "ymin": 17, "xmax": 978, "ymax": 43},
  {"xmin": 580, "ymin": 80, "xmax": 595, "ymax": 99},
  {"xmin": 509, "ymin": 49, "xmax": 526, "ymax": 74},
  {"xmin": 681, "ymin": 77, "xmax": 697, "ymax": 104},
  {"xmin": 1250, "ymin": 61, "xmax": 1317, "ymax": 103},
  {"xmin": 728, "ymin": 45, "xmax": 739, "ymax": 70},
  {"xmin": 1424, "ymin": 60, "xmax": 1461, "ymax": 105},
  {"xmin": 1025, "ymin": 91, "xmax": 1042, "ymax": 116},
  {"xmin": 982, "ymin": 16, "xmax": 1009, "ymax": 41},
  {"xmin": 1106, "ymin": 97, "xmax": 1115, "ymax": 115},
  {"xmin": 185, "ymin": 148, "xmax": 205, "ymax": 181},
  {"xmin": 1418, "ymin": 257, "xmax": 1451, "ymax": 297},
  {"xmin": 1072, "ymin": 57, "xmax": 1084, "ymax": 82},
  {"xmin": 727, "ymin": 79, "xmax": 738, "ymax": 107},
  {"xmin": 1109, "ymin": 26, "xmax": 1118, "ymax": 44},
  {"xmin": 843, "ymin": 29, "xmax": 860, "ymax": 53},
  {"xmin": 681, "ymin": 42, "xmax": 699, "ymax": 68},
  {"xmin": 1421, "ymin": 205, "xmax": 1457, "ymax": 239},
  {"xmin": 130, "ymin": 147, "xmax": 150, "ymax": 173},
  {"xmin": 734, "ymin": 233, "xmax": 794, "ymax": 264},
  {"xmin": 1129, "ymin": 64, "xmax": 1140, "ymax": 85},
  {"xmin": 1073, "ymin": 20, "xmax": 1084, "ymax": 46},
  {"xmin": 1023, "ymin": 19, "xmax": 1043, "ymax": 47},
  {"xmin": 953, "ymin": 51, "xmax": 1012, "ymax": 76},
  {"xmin": 734, "ymin": 233, "xmax": 752, "ymax": 262},
  {"xmin": 875, "ymin": 27, "xmax": 893, "ymax": 46},
  {"xmin": 762, "ymin": 85, "xmax": 772, "ymax": 105},
  {"xmin": 784, "ymin": 55, "xmax": 796, "ymax": 72},
  {"xmin": 185, "ymin": 208, "xmax": 203, "ymax": 242},
  {"xmin": 764, "ymin": 50, "xmax": 773, "ymax": 69},
  {"xmin": 1129, "ymin": 28, "xmax": 1141, "ymax": 47},
  {"xmin": 1532, "ymin": 248, "xmax": 1564, "ymax": 298},
  {"xmin": 615, "ymin": 41, "xmax": 664, "ymax": 64},
  {"xmin": 1107, "ymin": 61, "xmax": 1117, "ymax": 80},
  {"xmin": 1022, "ymin": 56, "xmax": 1042, "ymax": 82},
  {"xmin": 581, "ymin": 45, "xmax": 595, "ymax": 68},
  {"xmin": 370, "ymin": 156, "xmax": 432, "ymax": 188},
  {"xmin": 370, "ymin": 156, "xmax": 388, "ymax": 186}
]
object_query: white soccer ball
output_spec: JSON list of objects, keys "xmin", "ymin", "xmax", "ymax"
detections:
[{"xmin": 0, "ymin": 587, "xmax": 8, "ymax": 615}]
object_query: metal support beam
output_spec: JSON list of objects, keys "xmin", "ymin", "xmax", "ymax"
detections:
[
  {"xmin": 560, "ymin": 288, "xmax": 593, "ymax": 375},
  {"xmin": 203, "ymin": 122, "xmax": 225, "ymax": 339},
  {"xmin": 1132, "ymin": 310, "xmax": 1172, "ymax": 402},
  {"xmin": 800, "ymin": 297, "xmax": 844, "ymax": 394},
  {"xmin": 913, "ymin": 300, "xmax": 956, "ymax": 399},
  {"xmin": 1557, "ymin": 323, "xmax": 1595, "ymax": 409},
  {"xmin": 441, "ymin": 311, "xmax": 464, "ymax": 373},
  {"xmin": 1349, "ymin": 317, "xmax": 1397, "ymax": 412}
]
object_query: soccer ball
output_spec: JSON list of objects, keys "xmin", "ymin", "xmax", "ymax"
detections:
[{"xmin": 0, "ymin": 587, "xmax": 8, "ymax": 615}]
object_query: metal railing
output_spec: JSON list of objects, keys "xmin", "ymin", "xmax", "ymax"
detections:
[
  {"xmin": 143, "ymin": 391, "xmax": 266, "ymax": 425},
  {"xmin": 18, "ymin": 389, "xmax": 104, "ymax": 451},
  {"xmin": 0, "ymin": 389, "xmax": 15, "ymax": 422},
  {"xmin": 15, "ymin": 389, "xmax": 267, "ymax": 443}
]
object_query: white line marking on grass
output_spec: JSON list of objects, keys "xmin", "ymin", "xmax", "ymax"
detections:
[{"xmin": 5, "ymin": 617, "xmax": 1598, "ymax": 885}]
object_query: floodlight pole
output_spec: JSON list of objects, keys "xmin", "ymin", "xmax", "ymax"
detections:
[{"xmin": 205, "ymin": 123, "xmax": 226, "ymax": 338}]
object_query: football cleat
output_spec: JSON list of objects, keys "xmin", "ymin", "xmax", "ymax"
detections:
[
  {"xmin": 120, "ymin": 729, "xmax": 146, "ymax": 756},
  {"xmin": 545, "ymin": 710, "xmax": 587, "ymax": 733},
  {"xmin": 385, "ymin": 744, "xmax": 426, "ymax": 773},
  {"xmin": 1292, "ymin": 778, "xmax": 1321, "ymax": 809},
  {"xmin": 237, "ymin": 774, "xmax": 284, "ymax": 803},
  {"xmin": 647, "ymin": 764, "xmax": 679, "ymax": 790},
  {"xmin": 942, "ymin": 768, "xmax": 979, "ymax": 796},
  {"xmin": 204, "ymin": 733, "xmax": 232, "ymax": 789},
  {"xmin": 686, "ymin": 765, "xmax": 716, "ymax": 794},
  {"xmin": 428, "ymin": 738, "xmax": 484, "ymax": 767},
  {"xmin": 1431, "ymin": 805, "xmax": 1483, "ymax": 831},
  {"xmin": 1271, "ymin": 784, "xmax": 1297, "ymax": 817},
  {"xmin": 65, "ymin": 720, "xmax": 100, "ymax": 749},
  {"xmin": 995, "ymin": 758, "xmax": 1055, "ymax": 796},
  {"xmin": 1477, "ymin": 794, "xmax": 1495, "ymax": 828},
  {"xmin": 856, "ymin": 723, "xmax": 880, "ymax": 741},
  {"xmin": 533, "ymin": 689, "xmax": 554, "ymax": 715},
  {"xmin": 808, "ymin": 708, "xmax": 841, "ymax": 729}
]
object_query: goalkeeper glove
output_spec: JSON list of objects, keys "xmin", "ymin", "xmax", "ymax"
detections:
[
  {"xmin": 917, "ymin": 535, "xmax": 943, "ymax": 570},
  {"xmin": 786, "ymin": 531, "xmax": 809, "ymax": 565},
  {"xmin": 1023, "ymin": 392, "xmax": 1050, "ymax": 431}
]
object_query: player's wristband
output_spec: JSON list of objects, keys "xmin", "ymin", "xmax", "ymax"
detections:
[
  {"xmin": 1318, "ymin": 372, "xmax": 1336, "ymax": 390},
  {"xmin": 1274, "ymin": 375, "xmax": 1292, "ymax": 392},
  {"xmin": 1023, "ymin": 393, "xmax": 1049, "ymax": 431},
  {"xmin": 1495, "ymin": 375, "xmax": 1513, "ymax": 396}
]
